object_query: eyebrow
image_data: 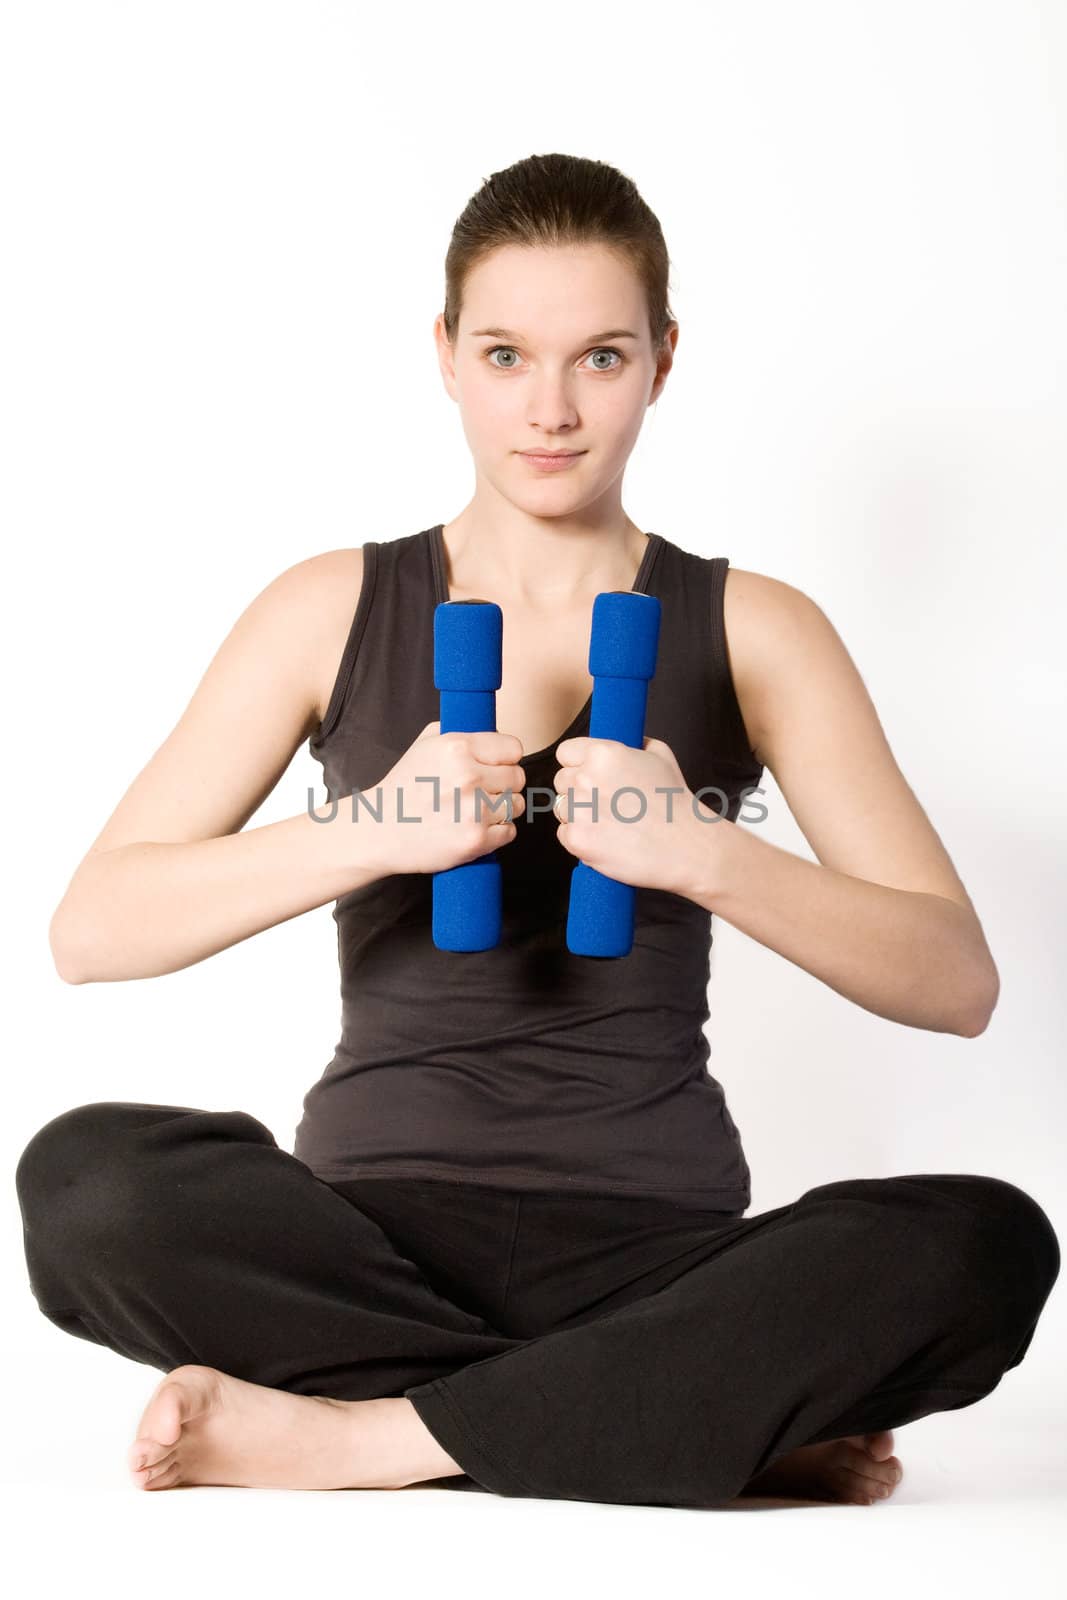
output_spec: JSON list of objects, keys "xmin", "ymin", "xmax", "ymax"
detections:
[{"xmin": 469, "ymin": 326, "xmax": 640, "ymax": 342}]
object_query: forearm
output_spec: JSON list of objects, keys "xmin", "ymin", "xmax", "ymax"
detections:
[
  {"xmin": 683, "ymin": 812, "xmax": 999, "ymax": 1036},
  {"xmin": 51, "ymin": 801, "xmax": 391, "ymax": 984}
]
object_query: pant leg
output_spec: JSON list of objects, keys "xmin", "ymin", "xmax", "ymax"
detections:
[
  {"xmin": 403, "ymin": 1171, "xmax": 1061, "ymax": 1509},
  {"xmin": 13, "ymin": 1101, "xmax": 527, "ymax": 1399}
]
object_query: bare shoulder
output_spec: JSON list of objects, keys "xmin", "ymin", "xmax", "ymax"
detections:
[
  {"xmin": 59, "ymin": 546, "xmax": 368, "ymax": 878},
  {"xmin": 288, "ymin": 547, "xmax": 365, "ymax": 728},
  {"xmin": 721, "ymin": 566, "xmax": 821, "ymax": 766},
  {"xmin": 721, "ymin": 564, "xmax": 984, "ymax": 924}
]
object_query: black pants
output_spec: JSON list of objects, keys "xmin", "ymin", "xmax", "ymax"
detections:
[{"xmin": 13, "ymin": 1101, "xmax": 1060, "ymax": 1509}]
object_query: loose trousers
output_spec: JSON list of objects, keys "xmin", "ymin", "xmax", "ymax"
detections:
[{"xmin": 13, "ymin": 1101, "xmax": 1060, "ymax": 1509}]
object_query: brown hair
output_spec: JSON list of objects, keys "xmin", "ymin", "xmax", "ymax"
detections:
[{"xmin": 442, "ymin": 153, "xmax": 676, "ymax": 354}]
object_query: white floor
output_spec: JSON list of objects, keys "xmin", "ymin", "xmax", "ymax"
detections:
[{"xmin": 8, "ymin": 1329, "xmax": 1063, "ymax": 1600}]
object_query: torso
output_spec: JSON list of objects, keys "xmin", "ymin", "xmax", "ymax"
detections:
[{"xmin": 311, "ymin": 539, "xmax": 766, "ymax": 766}]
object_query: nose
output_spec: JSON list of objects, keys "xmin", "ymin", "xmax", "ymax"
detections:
[{"xmin": 525, "ymin": 376, "xmax": 580, "ymax": 436}]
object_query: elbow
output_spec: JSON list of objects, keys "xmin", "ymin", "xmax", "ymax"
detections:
[
  {"xmin": 49, "ymin": 907, "xmax": 92, "ymax": 985},
  {"xmin": 956, "ymin": 963, "xmax": 1000, "ymax": 1038}
]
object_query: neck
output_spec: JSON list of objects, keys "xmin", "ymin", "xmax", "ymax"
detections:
[{"xmin": 439, "ymin": 510, "xmax": 649, "ymax": 610}]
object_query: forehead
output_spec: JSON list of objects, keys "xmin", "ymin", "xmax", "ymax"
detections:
[{"xmin": 461, "ymin": 243, "xmax": 645, "ymax": 332}]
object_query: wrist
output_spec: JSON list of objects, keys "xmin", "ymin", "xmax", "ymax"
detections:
[
  {"xmin": 678, "ymin": 799, "xmax": 735, "ymax": 910},
  {"xmin": 355, "ymin": 803, "xmax": 399, "ymax": 880},
  {"xmin": 314, "ymin": 789, "xmax": 396, "ymax": 885}
]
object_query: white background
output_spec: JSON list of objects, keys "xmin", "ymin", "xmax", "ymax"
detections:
[{"xmin": 1, "ymin": 1, "xmax": 1064, "ymax": 1593}]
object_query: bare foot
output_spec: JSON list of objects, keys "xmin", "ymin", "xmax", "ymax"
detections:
[
  {"xmin": 732, "ymin": 1428, "xmax": 904, "ymax": 1507},
  {"xmin": 126, "ymin": 1364, "xmax": 458, "ymax": 1492}
]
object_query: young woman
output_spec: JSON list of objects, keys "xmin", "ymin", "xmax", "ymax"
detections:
[{"xmin": 16, "ymin": 153, "xmax": 1058, "ymax": 1508}]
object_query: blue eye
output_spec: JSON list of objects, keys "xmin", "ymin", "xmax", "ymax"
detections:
[{"xmin": 484, "ymin": 345, "xmax": 624, "ymax": 371}]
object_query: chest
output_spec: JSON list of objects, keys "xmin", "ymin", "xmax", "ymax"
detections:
[
  {"xmin": 420, "ymin": 588, "xmax": 596, "ymax": 761},
  {"xmin": 492, "ymin": 613, "xmax": 596, "ymax": 762}
]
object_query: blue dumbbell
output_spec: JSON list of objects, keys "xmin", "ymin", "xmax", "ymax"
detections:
[
  {"xmin": 565, "ymin": 589, "xmax": 661, "ymax": 957},
  {"xmin": 432, "ymin": 598, "xmax": 504, "ymax": 952}
]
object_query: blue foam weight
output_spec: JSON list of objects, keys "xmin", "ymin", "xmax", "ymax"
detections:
[
  {"xmin": 432, "ymin": 599, "xmax": 504, "ymax": 951},
  {"xmin": 565, "ymin": 589, "xmax": 661, "ymax": 957}
]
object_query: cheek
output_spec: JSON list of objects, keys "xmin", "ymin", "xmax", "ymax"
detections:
[
  {"xmin": 457, "ymin": 399, "xmax": 507, "ymax": 453},
  {"xmin": 593, "ymin": 393, "xmax": 646, "ymax": 443},
  {"xmin": 469, "ymin": 389, "xmax": 522, "ymax": 438},
  {"xmin": 620, "ymin": 398, "xmax": 651, "ymax": 441}
]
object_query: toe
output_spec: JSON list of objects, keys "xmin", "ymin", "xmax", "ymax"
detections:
[
  {"xmin": 134, "ymin": 1391, "xmax": 182, "ymax": 1452},
  {"xmin": 847, "ymin": 1442, "xmax": 903, "ymax": 1488},
  {"xmin": 842, "ymin": 1465, "xmax": 892, "ymax": 1502},
  {"xmin": 862, "ymin": 1429, "xmax": 895, "ymax": 1461},
  {"xmin": 130, "ymin": 1442, "xmax": 176, "ymax": 1484},
  {"xmin": 128, "ymin": 1437, "xmax": 168, "ymax": 1471}
]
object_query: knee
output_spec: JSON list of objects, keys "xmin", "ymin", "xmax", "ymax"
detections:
[
  {"xmin": 15, "ymin": 1102, "xmax": 138, "ymax": 1216},
  {"xmin": 13, "ymin": 1100, "xmax": 216, "ymax": 1245},
  {"xmin": 13, "ymin": 1102, "xmax": 158, "ymax": 1289},
  {"xmin": 808, "ymin": 1171, "xmax": 1060, "ymax": 1323},
  {"xmin": 960, "ymin": 1174, "xmax": 1060, "ymax": 1301},
  {"xmin": 15, "ymin": 1100, "xmax": 277, "ymax": 1234},
  {"xmin": 911, "ymin": 1173, "xmax": 1061, "ymax": 1333}
]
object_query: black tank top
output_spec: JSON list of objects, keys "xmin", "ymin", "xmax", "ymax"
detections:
[{"xmin": 292, "ymin": 524, "xmax": 764, "ymax": 1209}]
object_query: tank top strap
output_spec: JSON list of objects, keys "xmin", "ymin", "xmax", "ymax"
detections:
[
  {"xmin": 639, "ymin": 539, "xmax": 761, "ymax": 800},
  {"xmin": 313, "ymin": 540, "xmax": 380, "ymax": 749},
  {"xmin": 706, "ymin": 553, "xmax": 761, "ymax": 776},
  {"xmin": 309, "ymin": 528, "xmax": 440, "ymax": 799}
]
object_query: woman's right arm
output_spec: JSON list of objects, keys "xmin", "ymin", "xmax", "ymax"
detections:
[{"xmin": 49, "ymin": 549, "xmax": 386, "ymax": 984}]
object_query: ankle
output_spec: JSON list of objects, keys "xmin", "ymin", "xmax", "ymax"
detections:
[
  {"xmin": 374, "ymin": 1397, "xmax": 465, "ymax": 1487},
  {"xmin": 385, "ymin": 1401, "xmax": 463, "ymax": 1484}
]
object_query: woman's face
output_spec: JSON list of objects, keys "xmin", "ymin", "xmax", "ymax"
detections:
[{"xmin": 435, "ymin": 243, "xmax": 675, "ymax": 513}]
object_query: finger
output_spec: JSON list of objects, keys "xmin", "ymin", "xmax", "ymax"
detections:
[
  {"xmin": 478, "ymin": 767, "xmax": 526, "ymax": 795},
  {"xmin": 554, "ymin": 736, "xmax": 590, "ymax": 766},
  {"xmin": 462, "ymin": 730, "xmax": 524, "ymax": 764}
]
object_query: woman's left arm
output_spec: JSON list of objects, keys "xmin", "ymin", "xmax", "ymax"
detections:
[{"xmin": 684, "ymin": 570, "xmax": 1000, "ymax": 1037}]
